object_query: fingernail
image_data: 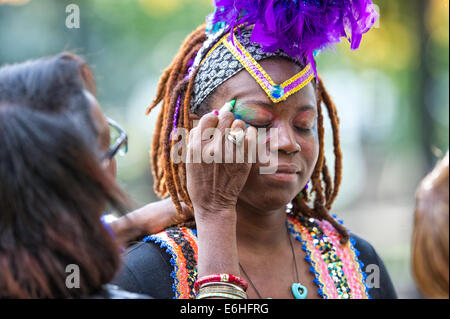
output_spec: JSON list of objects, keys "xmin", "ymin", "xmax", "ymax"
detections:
[{"xmin": 213, "ymin": 109, "xmax": 219, "ymax": 116}]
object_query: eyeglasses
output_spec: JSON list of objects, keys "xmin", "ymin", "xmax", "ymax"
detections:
[{"xmin": 103, "ymin": 117, "xmax": 128, "ymax": 160}]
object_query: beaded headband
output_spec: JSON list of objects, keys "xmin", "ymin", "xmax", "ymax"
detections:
[
  {"xmin": 190, "ymin": 27, "xmax": 312, "ymax": 112},
  {"xmin": 181, "ymin": 0, "xmax": 378, "ymax": 117},
  {"xmin": 221, "ymin": 31, "xmax": 315, "ymax": 103}
]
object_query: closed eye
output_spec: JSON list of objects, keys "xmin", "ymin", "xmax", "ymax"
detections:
[{"xmin": 294, "ymin": 122, "xmax": 316, "ymax": 134}]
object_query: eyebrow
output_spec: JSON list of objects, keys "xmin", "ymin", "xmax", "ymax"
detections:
[
  {"xmin": 238, "ymin": 100, "xmax": 316, "ymax": 113},
  {"xmin": 238, "ymin": 100, "xmax": 273, "ymax": 108}
]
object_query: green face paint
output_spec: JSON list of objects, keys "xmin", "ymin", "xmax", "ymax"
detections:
[{"xmin": 231, "ymin": 101, "xmax": 259, "ymax": 123}]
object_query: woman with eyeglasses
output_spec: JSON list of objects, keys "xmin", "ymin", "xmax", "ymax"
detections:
[
  {"xmin": 0, "ymin": 53, "xmax": 186, "ymax": 247},
  {"xmin": 0, "ymin": 53, "xmax": 157, "ymax": 298},
  {"xmin": 0, "ymin": 104, "xmax": 135, "ymax": 298}
]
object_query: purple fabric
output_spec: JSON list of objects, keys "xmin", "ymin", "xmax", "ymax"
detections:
[
  {"xmin": 284, "ymin": 67, "xmax": 314, "ymax": 92},
  {"xmin": 228, "ymin": 37, "xmax": 273, "ymax": 88},
  {"xmin": 211, "ymin": 0, "xmax": 378, "ymax": 70}
]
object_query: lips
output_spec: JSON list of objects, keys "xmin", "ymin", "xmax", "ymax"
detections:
[
  {"xmin": 259, "ymin": 164, "xmax": 301, "ymax": 183},
  {"xmin": 275, "ymin": 165, "xmax": 301, "ymax": 174}
]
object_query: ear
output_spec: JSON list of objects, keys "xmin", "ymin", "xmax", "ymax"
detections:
[{"xmin": 189, "ymin": 113, "xmax": 200, "ymax": 128}]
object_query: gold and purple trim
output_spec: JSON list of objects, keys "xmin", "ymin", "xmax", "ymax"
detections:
[{"xmin": 219, "ymin": 32, "xmax": 315, "ymax": 103}]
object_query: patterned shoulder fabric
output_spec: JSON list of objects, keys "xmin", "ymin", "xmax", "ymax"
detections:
[
  {"xmin": 287, "ymin": 215, "xmax": 371, "ymax": 299},
  {"xmin": 143, "ymin": 227, "xmax": 198, "ymax": 299}
]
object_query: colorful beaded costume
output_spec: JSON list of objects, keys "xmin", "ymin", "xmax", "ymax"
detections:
[{"xmin": 143, "ymin": 215, "xmax": 371, "ymax": 299}]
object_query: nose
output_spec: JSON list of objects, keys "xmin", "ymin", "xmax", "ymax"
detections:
[{"xmin": 273, "ymin": 122, "xmax": 301, "ymax": 155}]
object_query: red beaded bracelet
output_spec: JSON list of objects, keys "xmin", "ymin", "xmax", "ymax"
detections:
[{"xmin": 194, "ymin": 274, "xmax": 249, "ymax": 292}]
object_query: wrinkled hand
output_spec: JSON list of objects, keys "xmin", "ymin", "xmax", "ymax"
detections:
[
  {"xmin": 186, "ymin": 102, "xmax": 257, "ymax": 222},
  {"xmin": 110, "ymin": 198, "xmax": 191, "ymax": 245}
]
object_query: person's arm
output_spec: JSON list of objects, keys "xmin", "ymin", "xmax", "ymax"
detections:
[
  {"xmin": 195, "ymin": 209, "xmax": 240, "ymax": 278},
  {"xmin": 109, "ymin": 198, "xmax": 191, "ymax": 246},
  {"xmin": 186, "ymin": 103, "xmax": 255, "ymax": 281}
]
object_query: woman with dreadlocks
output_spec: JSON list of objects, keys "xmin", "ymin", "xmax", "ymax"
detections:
[{"xmin": 113, "ymin": 0, "xmax": 397, "ymax": 299}]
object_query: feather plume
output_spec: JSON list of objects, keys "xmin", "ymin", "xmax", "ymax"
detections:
[{"xmin": 209, "ymin": 0, "xmax": 378, "ymax": 66}]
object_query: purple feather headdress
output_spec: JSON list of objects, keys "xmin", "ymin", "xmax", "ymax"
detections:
[{"xmin": 208, "ymin": 0, "xmax": 378, "ymax": 69}]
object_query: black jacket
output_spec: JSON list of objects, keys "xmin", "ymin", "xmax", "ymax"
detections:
[{"xmin": 87, "ymin": 284, "xmax": 152, "ymax": 299}]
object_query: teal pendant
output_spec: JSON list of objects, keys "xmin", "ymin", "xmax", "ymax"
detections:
[{"xmin": 291, "ymin": 283, "xmax": 308, "ymax": 299}]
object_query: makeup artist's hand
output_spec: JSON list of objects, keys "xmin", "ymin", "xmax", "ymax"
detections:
[
  {"xmin": 186, "ymin": 101, "xmax": 257, "ymax": 222},
  {"xmin": 186, "ymin": 101, "xmax": 257, "ymax": 278}
]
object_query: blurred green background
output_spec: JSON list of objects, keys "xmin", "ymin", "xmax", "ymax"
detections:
[{"xmin": 0, "ymin": 0, "xmax": 448, "ymax": 298}]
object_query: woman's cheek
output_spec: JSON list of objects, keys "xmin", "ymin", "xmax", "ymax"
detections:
[{"xmin": 299, "ymin": 135, "xmax": 319, "ymax": 166}]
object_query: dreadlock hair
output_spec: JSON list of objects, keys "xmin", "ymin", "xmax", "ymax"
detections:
[{"xmin": 146, "ymin": 24, "xmax": 349, "ymax": 243}]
